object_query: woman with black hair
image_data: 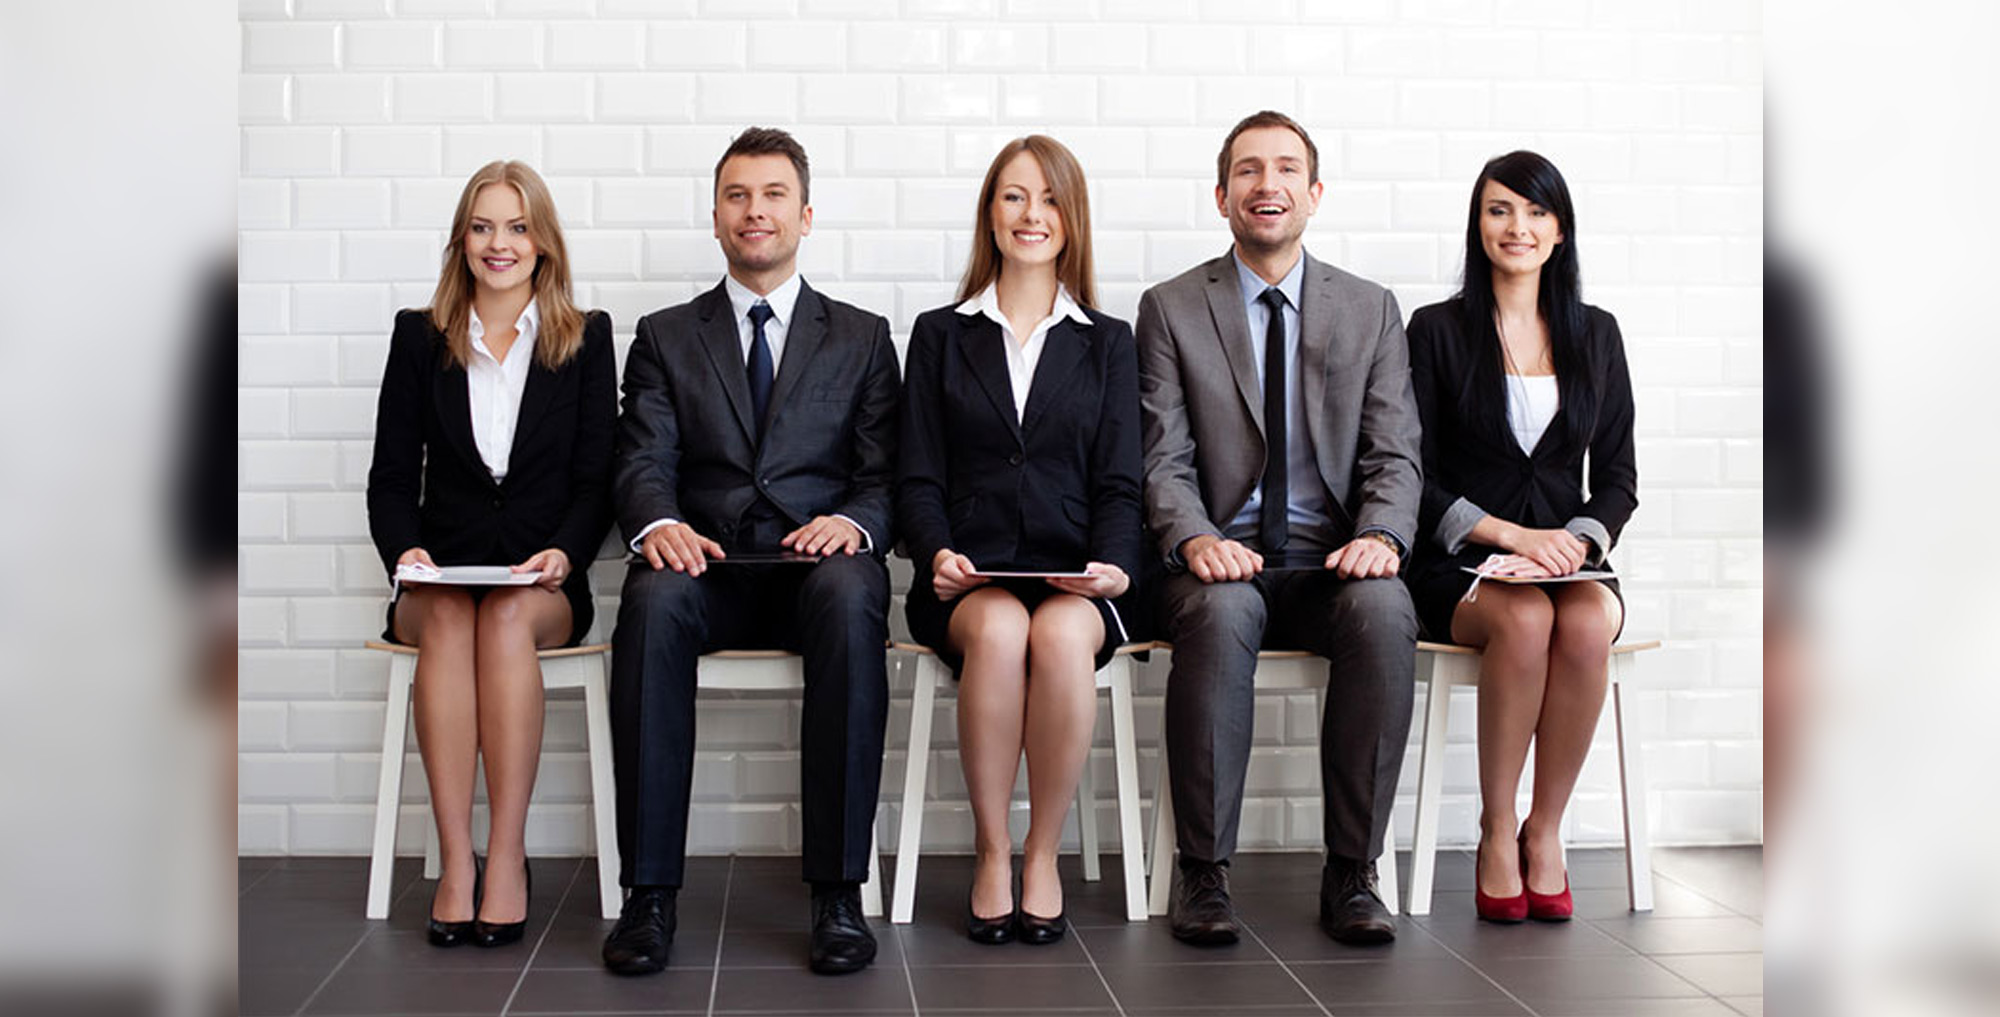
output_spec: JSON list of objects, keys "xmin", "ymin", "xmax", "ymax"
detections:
[{"xmin": 1405, "ymin": 151, "xmax": 1638, "ymax": 924}]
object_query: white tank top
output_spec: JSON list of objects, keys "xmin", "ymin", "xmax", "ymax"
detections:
[{"xmin": 1505, "ymin": 374, "xmax": 1559, "ymax": 454}]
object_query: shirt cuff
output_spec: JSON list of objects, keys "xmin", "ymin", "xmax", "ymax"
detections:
[
  {"xmin": 831, "ymin": 514, "xmax": 874, "ymax": 554},
  {"xmin": 631, "ymin": 517, "xmax": 678, "ymax": 553},
  {"xmin": 1564, "ymin": 516, "xmax": 1613, "ymax": 566},
  {"xmin": 1357, "ymin": 525, "xmax": 1408, "ymax": 559},
  {"xmin": 1435, "ymin": 497, "xmax": 1488, "ymax": 556}
]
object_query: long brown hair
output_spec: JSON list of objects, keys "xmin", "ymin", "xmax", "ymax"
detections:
[
  {"xmin": 956, "ymin": 135, "xmax": 1097, "ymax": 309},
  {"xmin": 425, "ymin": 160, "xmax": 585, "ymax": 371}
]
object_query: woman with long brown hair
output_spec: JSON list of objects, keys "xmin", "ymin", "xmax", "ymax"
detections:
[
  {"xmin": 367, "ymin": 160, "xmax": 616, "ymax": 947},
  {"xmin": 898, "ymin": 135, "xmax": 1143, "ymax": 945}
]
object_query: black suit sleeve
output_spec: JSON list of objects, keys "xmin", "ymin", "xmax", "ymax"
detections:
[
  {"xmin": 613, "ymin": 314, "xmax": 685, "ymax": 546},
  {"xmin": 831, "ymin": 315, "xmax": 902, "ymax": 557},
  {"xmin": 1089, "ymin": 319, "xmax": 1144, "ymax": 581},
  {"xmin": 896, "ymin": 313, "xmax": 951, "ymax": 570},
  {"xmin": 1578, "ymin": 312, "xmax": 1639, "ymax": 544},
  {"xmin": 1408, "ymin": 307, "xmax": 1467, "ymax": 547},
  {"xmin": 366, "ymin": 311, "xmax": 430, "ymax": 573},
  {"xmin": 550, "ymin": 311, "xmax": 618, "ymax": 568}
]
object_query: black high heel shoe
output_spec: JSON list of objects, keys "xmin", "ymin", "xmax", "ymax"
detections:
[
  {"xmin": 1016, "ymin": 908, "xmax": 1067, "ymax": 945},
  {"xmin": 966, "ymin": 900, "xmax": 1016, "ymax": 945},
  {"xmin": 472, "ymin": 859, "xmax": 530, "ymax": 948},
  {"xmin": 427, "ymin": 856, "xmax": 484, "ymax": 948}
]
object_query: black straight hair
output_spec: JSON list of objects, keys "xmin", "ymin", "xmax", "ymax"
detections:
[{"xmin": 1454, "ymin": 150, "xmax": 1596, "ymax": 449}]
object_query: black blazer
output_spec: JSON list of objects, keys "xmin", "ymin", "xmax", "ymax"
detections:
[
  {"xmin": 1405, "ymin": 297, "xmax": 1638, "ymax": 580},
  {"xmin": 366, "ymin": 308, "xmax": 617, "ymax": 577},
  {"xmin": 613, "ymin": 280, "xmax": 900, "ymax": 553},
  {"xmin": 898, "ymin": 303, "xmax": 1143, "ymax": 586}
]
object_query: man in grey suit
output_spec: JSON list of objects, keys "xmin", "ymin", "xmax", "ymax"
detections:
[
  {"xmin": 1137, "ymin": 111, "xmax": 1421, "ymax": 946},
  {"xmin": 603, "ymin": 127, "xmax": 900, "ymax": 976}
]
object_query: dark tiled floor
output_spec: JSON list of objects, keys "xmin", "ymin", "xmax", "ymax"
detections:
[{"xmin": 240, "ymin": 847, "xmax": 1761, "ymax": 1017}]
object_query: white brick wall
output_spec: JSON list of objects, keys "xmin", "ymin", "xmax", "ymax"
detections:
[{"xmin": 238, "ymin": 3, "xmax": 1762, "ymax": 855}]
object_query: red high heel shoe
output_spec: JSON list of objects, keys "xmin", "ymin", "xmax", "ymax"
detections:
[
  {"xmin": 1519, "ymin": 836, "xmax": 1573, "ymax": 922},
  {"xmin": 1474, "ymin": 843, "xmax": 1527, "ymax": 923}
]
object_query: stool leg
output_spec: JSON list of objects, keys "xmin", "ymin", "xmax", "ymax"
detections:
[
  {"xmin": 1105, "ymin": 657, "xmax": 1146, "ymax": 921},
  {"xmin": 367, "ymin": 654, "xmax": 415, "ymax": 919},
  {"xmin": 582, "ymin": 652, "xmax": 624, "ymax": 919},
  {"xmin": 892, "ymin": 653, "xmax": 939, "ymax": 924},
  {"xmin": 1076, "ymin": 736, "xmax": 1102, "ymax": 883},
  {"xmin": 1378, "ymin": 801, "xmax": 1401, "ymax": 916},
  {"xmin": 862, "ymin": 823, "xmax": 883, "ymax": 917},
  {"xmin": 424, "ymin": 816, "xmax": 441, "ymax": 880},
  {"xmin": 1613, "ymin": 655, "xmax": 1656, "ymax": 912},
  {"xmin": 1407, "ymin": 654, "xmax": 1453, "ymax": 917}
]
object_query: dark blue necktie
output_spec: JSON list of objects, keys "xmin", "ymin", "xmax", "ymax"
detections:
[
  {"xmin": 1258, "ymin": 287, "xmax": 1289, "ymax": 552},
  {"xmin": 746, "ymin": 301, "xmax": 775, "ymax": 438}
]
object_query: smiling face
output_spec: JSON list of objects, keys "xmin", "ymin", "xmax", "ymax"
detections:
[
  {"xmin": 713, "ymin": 152, "xmax": 812, "ymax": 286},
  {"xmin": 1477, "ymin": 178, "xmax": 1565, "ymax": 280},
  {"xmin": 463, "ymin": 183, "xmax": 539, "ymax": 298},
  {"xmin": 1216, "ymin": 125, "xmax": 1322, "ymax": 257},
  {"xmin": 988, "ymin": 150, "xmax": 1065, "ymax": 273}
]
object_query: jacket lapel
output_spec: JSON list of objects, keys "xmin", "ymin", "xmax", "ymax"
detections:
[
  {"xmin": 1297, "ymin": 253, "xmax": 1338, "ymax": 453},
  {"xmin": 1019, "ymin": 316, "xmax": 1091, "ymax": 436},
  {"xmin": 433, "ymin": 361, "xmax": 494, "ymax": 489},
  {"xmin": 693, "ymin": 283, "xmax": 757, "ymax": 445},
  {"xmin": 1202, "ymin": 256, "xmax": 1264, "ymax": 439},
  {"xmin": 502, "ymin": 358, "xmax": 557, "ymax": 483},
  {"xmin": 958, "ymin": 311, "xmax": 1024, "ymax": 443},
  {"xmin": 764, "ymin": 282, "xmax": 826, "ymax": 436}
]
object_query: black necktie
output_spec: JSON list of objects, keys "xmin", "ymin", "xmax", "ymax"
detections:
[
  {"xmin": 1258, "ymin": 287, "xmax": 1289, "ymax": 552},
  {"xmin": 746, "ymin": 301, "xmax": 775, "ymax": 438}
]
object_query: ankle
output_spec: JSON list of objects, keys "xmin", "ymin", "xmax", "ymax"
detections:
[{"xmin": 1478, "ymin": 815, "xmax": 1519, "ymax": 841}]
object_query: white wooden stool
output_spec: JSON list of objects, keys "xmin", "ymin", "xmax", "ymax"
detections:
[
  {"xmin": 364, "ymin": 640, "xmax": 621, "ymax": 920},
  {"xmin": 891, "ymin": 641, "xmax": 1151, "ymax": 923},
  {"xmin": 1145, "ymin": 648, "xmax": 1402, "ymax": 917},
  {"xmin": 1405, "ymin": 639, "xmax": 1662, "ymax": 915}
]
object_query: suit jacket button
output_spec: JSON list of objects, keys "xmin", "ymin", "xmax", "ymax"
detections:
[
  {"xmin": 492, "ymin": 496, "xmax": 503, "ymax": 508},
  {"xmin": 759, "ymin": 476, "xmax": 771, "ymax": 488},
  {"xmin": 1007, "ymin": 453, "xmax": 1023, "ymax": 467}
]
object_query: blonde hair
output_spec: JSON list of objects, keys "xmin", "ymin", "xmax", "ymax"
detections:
[
  {"xmin": 956, "ymin": 135, "xmax": 1097, "ymax": 309},
  {"xmin": 425, "ymin": 160, "xmax": 585, "ymax": 370}
]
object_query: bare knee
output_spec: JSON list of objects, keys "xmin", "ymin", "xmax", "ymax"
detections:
[
  {"xmin": 399, "ymin": 588, "xmax": 476, "ymax": 646},
  {"xmin": 1465, "ymin": 587, "xmax": 1554, "ymax": 661},
  {"xmin": 1550, "ymin": 596, "xmax": 1617, "ymax": 666},
  {"xmin": 1027, "ymin": 596, "xmax": 1102, "ymax": 672},
  {"xmin": 952, "ymin": 588, "xmax": 1032, "ymax": 663}
]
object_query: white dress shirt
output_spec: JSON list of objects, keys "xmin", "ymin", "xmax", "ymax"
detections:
[
  {"xmin": 955, "ymin": 281, "xmax": 1092, "ymax": 420},
  {"xmin": 467, "ymin": 299, "xmax": 539, "ymax": 482},
  {"xmin": 1505, "ymin": 373, "xmax": 1560, "ymax": 454},
  {"xmin": 630, "ymin": 273, "xmax": 873, "ymax": 554}
]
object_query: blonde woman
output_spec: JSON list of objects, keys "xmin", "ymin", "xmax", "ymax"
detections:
[
  {"xmin": 898, "ymin": 136, "xmax": 1142, "ymax": 945},
  {"xmin": 366, "ymin": 160, "xmax": 615, "ymax": 947}
]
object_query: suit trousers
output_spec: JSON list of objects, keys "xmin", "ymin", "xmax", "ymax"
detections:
[
  {"xmin": 1159, "ymin": 567, "xmax": 1417, "ymax": 863},
  {"xmin": 610, "ymin": 511, "xmax": 890, "ymax": 889}
]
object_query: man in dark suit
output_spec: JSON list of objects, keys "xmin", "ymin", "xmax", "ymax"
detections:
[
  {"xmin": 602, "ymin": 127, "xmax": 900, "ymax": 976},
  {"xmin": 1137, "ymin": 111, "xmax": 1422, "ymax": 946}
]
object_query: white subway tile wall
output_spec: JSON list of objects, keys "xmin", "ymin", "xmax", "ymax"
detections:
[{"xmin": 238, "ymin": 1, "xmax": 1761, "ymax": 856}]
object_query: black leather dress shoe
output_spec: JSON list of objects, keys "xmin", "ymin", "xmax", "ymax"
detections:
[
  {"xmin": 602, "ymin": 887, "xmax": 676, "ymax": 975},
  {"xmin": 472, "ymin": 859, "xmax": 530, "ymax": 948},
  {"xmin": 966, "ymin": 902, "xmax": 1015, "ymax": 945},
  {"xmin": 1319, "ymin": 856, "xmax": 1396, "ymax": 945},
  {"xmin": 1169, "ymin": 859, "xmax": 1241, "ymax": 945},
  {"xmin": 1016, "ymin": 909, "xmax": 1067, "ymax": 945},
  {"xmin": 427, "ymin": 857, "xmax": 484, "ymax": 948},
  {"xmin": 809, "ymin": 885, "xmax": 877, "ymax": 975}
]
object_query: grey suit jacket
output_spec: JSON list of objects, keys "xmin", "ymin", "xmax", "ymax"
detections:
[
  {"xmin": 1135, "ymin": 249, "xmax": 1422, "ymax": 565},
  {"xmin": 613, "ymin": 279, "xmax": 901, "ymax": 555}
]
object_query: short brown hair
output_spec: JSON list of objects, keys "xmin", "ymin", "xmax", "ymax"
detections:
[
  {"xmin": 714, "ymin": 126, "xmax": 811, "ymax": 205},
  {"xmin": 1216, "ymin": 110, "xmax": 1319, "ymax": 191},
  {"xmin": 957, "ymin": 135, "xmax": 1097, "ymax": 310}
]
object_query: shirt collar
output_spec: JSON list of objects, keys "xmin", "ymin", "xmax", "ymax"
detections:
[
  {"xmin": 1232, "ymin": 249, "xmax": 1305, "ymax": 314},
  {"xmin": 468, "ymin": 298, "xmax": 540, "ymax": 349},
  {"xmin": 724, "ymin": 271, "xmax": 803, "ymax": 329},
  {"xmin": 954, "ymin": 281, "xmax": 1092, "ymax": 328}
]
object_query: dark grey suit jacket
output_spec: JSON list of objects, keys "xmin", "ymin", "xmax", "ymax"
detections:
[
  {"xmin": 613, "ymin": 280, "xmax": 900, "ymax": 554},
  {"xmin": 1135, "ymin": 250, "xmax": 1423, "ymax": 564}
]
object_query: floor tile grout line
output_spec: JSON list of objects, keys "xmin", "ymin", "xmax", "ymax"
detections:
[
  {"xmin": 284, "ymin": 860, "xmax": 433, "ymax": 1017},
  {"xmin": 498, "ymin": 857, "xmax": 585, "ymax": 1017},
  {"xmin": 1237, "ymin": 921, "xmax": 1335, "ymax": 1017},
  {"xmin": 239, "ymin": 865, "xmax": 279, "ymax": 899},
  {"xmin": 1064, "ymin": 921, "xmax": 1127, "ymax": 1017},
  {"xmin": 1400, "ymin": 919, "xmax": 1543, "ymax": 1017},
  {"xmin": 892, "ymin": 907, "xmax": 921, "ymax": 1017},
  {"xmin": 705, "ymin": 855, "xmax": 736, "ymax": 1017}
]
